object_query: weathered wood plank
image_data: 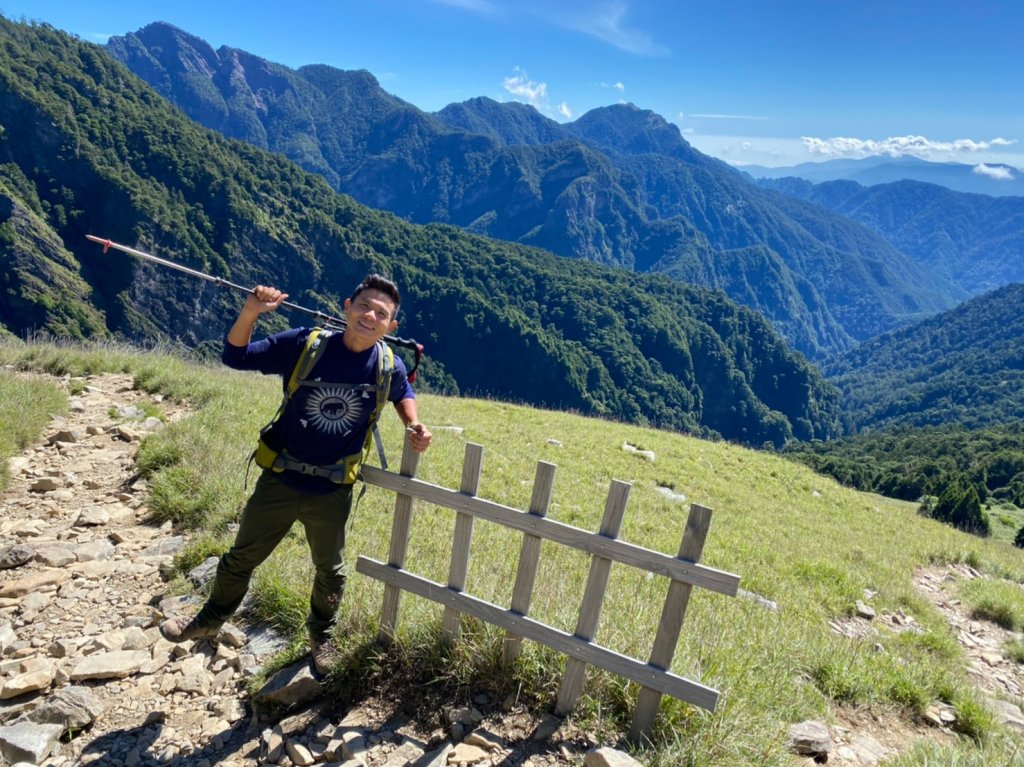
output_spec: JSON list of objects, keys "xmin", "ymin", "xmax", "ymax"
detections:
[
  {"xmin": 361, "ymin": 467, "xmax": 739, "ymax": 595},
  {"xmin": 556, "ymin": 480, "xmax": 630, "ymax": 715},
  {"xmin": 629, "ymin": 504, "xmax": 713, "ymax": 740},
  {"xmin": 502, "ymin": 461, "xmax": 556, "ymax": 667},
  {"xmin": 377, "ymin": 439, "xmax": 421, "ymax": 643},
  {"xmin": 442, "ymin": 443, "xmax": 484, "ymax": 642},
  {"xmin": 356, "ymin": 556, "xmax": 719, "ymax": 711}
]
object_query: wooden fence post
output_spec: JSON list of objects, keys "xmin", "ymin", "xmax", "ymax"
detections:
[
  {"xmin": 377, "ymin": 436, "xmax": 422, "ymax": 643},
  {"xmin": 628, "ymin": 504, "xmax": 713, "ymax": 740},
  {"xmin": 502, "ymin": 460, "xmax": 556, "ymax": 667},
  {"xmin": 442, "ymin": 443, "xmax": 484, "ymax": 643},
  {"xmin": 555, "ymin": 479, "xmax": 631, "ymax": 715}
]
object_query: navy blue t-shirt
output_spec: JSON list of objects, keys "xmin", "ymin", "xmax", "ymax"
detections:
[{"xmin": 223, "ymin": 327, "xmax": 415, "ymax": 492}]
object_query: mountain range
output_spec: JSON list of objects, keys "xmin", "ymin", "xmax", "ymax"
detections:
[
  {"xmin": 104, "ymin": 21, "xmax": 965, "ymax": 361},
  {"xmin": 0, "ymin": 15, "xmax": 842, "ymax": 447},
  {"xmin": 824, "ymin": 282, "xmax": 1024, "ymax": 433},
  {"xmin": 756, "ymin": 177, "xmax": 1024, "ymax": 295},
  {"xmin": 743, "ymin": 155, "xmax": 1024, "ymax": 197}
]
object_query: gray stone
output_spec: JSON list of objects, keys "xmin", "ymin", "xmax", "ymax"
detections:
[
  {"xmin": 140, "ymin": 536, "xmax": 185, "ymax": 558},
  {"xmin": 49, "ymin": 429, "xmax": 84, "ymax": 444},
  {"xmin": 0, "ymin": 545, "xmax": 35, "ymax": 571},
  {"xmin": 188, "ymin": 557, "xmax": 220, "ymax": 587},
  {"xmin": 0, "ymin": 623, "xmax": 15, "ymax": 654},
  {"xmin": 855, "ymin": 600, "xmax": 877, "ymax": 619},
  {"xmin": 411, "ymin": 742, "xmax": 454, "ymax": 767},
  {"xmin": 786, "ymin": 720, "xmax": 831, "ymax": 757},
  {"xmin": 33, "ymin": 546, "xmax": 76, "ymax": 567},
  {"xmin": 253, "ymin": 661, "xmax": 322, "ymax": 709},
  {"xmin": 74, "ymin": 539, "xmax": 115, "ymax": 562},
  {"xmin": 69, "ymin": 650, "xmax": 150, "ymax": 681},
  {"xmin": 29, "ymin": 478, "xmax": 60, "ymax": 493},
  {"xmin": 0, "ymin": 721, "xmax": 64, "ymax": 764},
  {"xmin": 24, "ymin": 686, "xmax": 104, "ymax": 730},
  {"xmin": 584, "ymin": 747, "xmax": 645, "ymax": 767},
  {"xmin": 74, "ymin": 507, "xmax": 111, "ymax": 527}
]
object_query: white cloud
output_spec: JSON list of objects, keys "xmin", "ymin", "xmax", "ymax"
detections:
[
  {"xmin": 973, "ymin": 163, "xmax": 1015, "ymax": 181},
  {"xmin": 503, "ymin": 68, "xmax": 548, "ymax": 106},
  {"xmin": 558, "ymin": 102, "xmax": 573, "ymax": 118},
  {"xmin": 598, "ymin": 81, "xmax": 626, "ymax": 92},
  {"xmin": 802, "ymin": 135, "xmax": 1018, "ymax": 160},
  {"xmin": 565, "ymin": 2, "xmax": 668, "ymax": 56}
]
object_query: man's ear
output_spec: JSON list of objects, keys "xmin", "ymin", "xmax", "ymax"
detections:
[
  {"xmin": 343, "ymin": 297, "xmax": 352, "ymax": 311},
  {"xmin": 387, "ymin": 319, "xmax": 399, "ymax": 333}
]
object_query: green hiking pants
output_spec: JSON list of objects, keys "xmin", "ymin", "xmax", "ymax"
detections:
[{"xmin": 198, "ymin": 471, "xmax": 353, "ymax": 639}]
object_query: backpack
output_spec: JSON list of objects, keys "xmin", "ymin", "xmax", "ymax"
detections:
[{"xmin": 250, "ymin": 327, "xmax": 395, "ymax": 485}]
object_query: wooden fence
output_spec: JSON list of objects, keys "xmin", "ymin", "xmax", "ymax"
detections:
[{"xmin": 357, "ymin": 439, "xmax": 740, "ymax": 739}]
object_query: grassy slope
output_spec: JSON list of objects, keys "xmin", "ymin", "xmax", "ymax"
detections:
[{"xmin": 2, "ymin": 339, "xmax": 1022, "ymax": 767}]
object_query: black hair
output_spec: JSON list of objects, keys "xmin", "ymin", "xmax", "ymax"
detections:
[{"xmin": 351, "ymin": 274, "xmax": 400, "ymax": 318}]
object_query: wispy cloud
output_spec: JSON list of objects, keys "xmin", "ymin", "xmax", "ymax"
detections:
[
  {"xmin": 973, "ymin": 163, "xmax": 1016, "ymax": 181},
  {"xmin": 503, "ymin": 68, "xmax": 548, "ymax": 106},
  {"xmin": 598, "ymin": 81, "xmax": 626, "ymax": 92},
  {"xmin": 802, "ymin": 135, "xmax": 1018, "ymax": 159},
  {"xmin": 562, "ymin": 2, "xmax": 668, "ymax": 56},
  {"xmin": 503, "ymin": 67, "xmax": 572, "ymax": 120}
]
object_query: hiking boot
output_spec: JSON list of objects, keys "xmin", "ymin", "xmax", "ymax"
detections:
[
  {"xmin": 310, "ymin": 634, "xmax": 338, "ymax": 675},
  {"xmin": 159, "ymin": 614, "xmax": 221, "ymax": 644}
]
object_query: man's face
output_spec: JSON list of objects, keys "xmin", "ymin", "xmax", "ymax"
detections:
[{"xmin": 344, "ymin": 288, "xmax": 398, "ymax": 343}]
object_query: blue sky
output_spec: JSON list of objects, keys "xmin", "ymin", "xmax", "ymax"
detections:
[{"xmin": 5, "ymin": 0, "xmax": 1023, "ymax": 171}]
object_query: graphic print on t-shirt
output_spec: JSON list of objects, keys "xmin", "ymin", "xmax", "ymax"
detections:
[{"xmin": 303, "ymin": 386, "xmax": 366, "ymax": 435}]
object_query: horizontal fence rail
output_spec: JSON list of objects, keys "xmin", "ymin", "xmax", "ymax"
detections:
[{"xmin": 359, "ymin": 439, "xmax": 740, "ymax": 738}]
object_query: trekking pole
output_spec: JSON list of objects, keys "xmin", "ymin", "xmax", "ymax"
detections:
[{"xmin": 85, "ymin": 235, "xmax": 425, "ymax": 380}]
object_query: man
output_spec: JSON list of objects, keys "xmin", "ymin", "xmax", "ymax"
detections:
[{"xmin": 159, "ymin": 274, "xmax": 432, "ymax": 673}]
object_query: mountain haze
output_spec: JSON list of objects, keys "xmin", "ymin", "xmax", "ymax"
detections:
[
  {"xmin": 744, "ymin": 156, "xmax": 1024, "ymax": 197},
  {"xmin": 105, "ymin": 22, "xmax": 964, "ymax": 360},
  {"xmin": 0, "ymin": 15, "xmax": 842, "ymax": 446},
  {"xmin": 758, "ymin": 177, "xmax": 1024, "ymax": 295}
]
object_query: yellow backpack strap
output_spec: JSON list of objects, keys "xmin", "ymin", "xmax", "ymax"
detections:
[
  {"xmin": 287, "ymin": 327, "xmax": 330, "ymax": 395},
  {"xmin": 368, "ymin": 341, "xmax": 395, "ymax": 471}
]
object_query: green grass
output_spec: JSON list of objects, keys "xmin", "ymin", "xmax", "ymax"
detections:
[
  {"xmin": 4, "ymin": 338, "xmax": 1024, "ymax": 767},
  {"xmin": 959, "ymin": 579, "xmax": 1024, "ymax": 631},
  {"xmin": 0, "ymin": 361, "xmax": 67, "ymax": 491}
]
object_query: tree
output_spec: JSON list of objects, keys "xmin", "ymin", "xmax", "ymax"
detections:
[{"xmin": 929, "ymin": 479, "xmax": 991, "ymax": 537}]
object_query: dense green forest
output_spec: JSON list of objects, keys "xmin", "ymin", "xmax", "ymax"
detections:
[
  {"xmin": 823, "ymin": 283, "xmax": 1024, "ymax": 433},
  {"xmin": 783, "ymin": 423, "xmax": 1024, "ymax": 538},
  {"xmin": 784, "ymin": 284, "xmax": 1024, "ymax": 539},
  {"xmin": 0, "ymin": 16, "xmax": 842, "ymax": 446},
  {"xmin": 105, "ymin": 21, "xmax": 964, "ymax": 360}
]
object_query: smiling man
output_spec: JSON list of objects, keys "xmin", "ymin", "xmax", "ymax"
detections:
[{"xmin": 159, "ymin": 274, "xmax": 431, "ymax": 674}]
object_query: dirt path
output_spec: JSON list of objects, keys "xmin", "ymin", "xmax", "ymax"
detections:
[{"xmin": 0, "ymin": 372, "xmax": 602, "ymax": 767}]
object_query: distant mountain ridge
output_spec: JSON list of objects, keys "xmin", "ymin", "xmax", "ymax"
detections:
[
  {"xmin": 105, "ymin": 22, "xmax": 964, "ymax": 360},
  {"xmin": 758, "ymin": 177, "xmax": 1024, "ymax": 296},
  {"xmin": 744, "ymin": 155, "xmax": 1024, "ymax": 197}
]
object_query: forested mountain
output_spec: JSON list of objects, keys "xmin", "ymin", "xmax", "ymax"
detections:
[
  {"xmin": 104, "ymin": 22, "xmax": 964, "ymax": 360},
  {"xmin": 745, "ymin": 156, "xmax": 1024, "ymax": 197},
  {"xmin": 0, "ymin": 16, "xmax": 843, "ymax": 446},
  {"xmin": 757, "ymin": 177, "xmax": 1024, "ymax": 295},
  {"xmin": 824, "ymin": 283, "xmax": 1024, "ymax": 433}
]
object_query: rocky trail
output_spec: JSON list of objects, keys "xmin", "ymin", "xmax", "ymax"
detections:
[{"xmin": 0, "ymin": 370, "xmax": 1022, "ymax": 767}]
